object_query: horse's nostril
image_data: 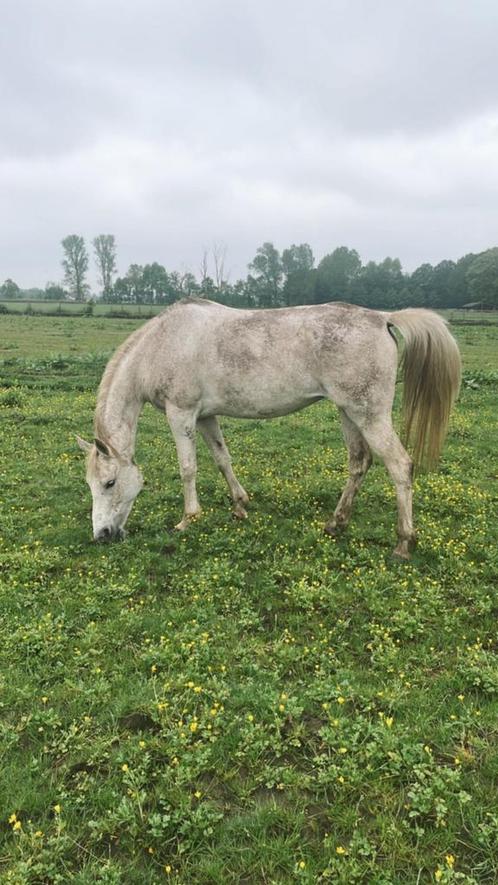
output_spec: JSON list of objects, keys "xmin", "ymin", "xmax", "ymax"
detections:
[{"xmin": 97, "ymin": 527, "xmax": 112, "ymax": 542}]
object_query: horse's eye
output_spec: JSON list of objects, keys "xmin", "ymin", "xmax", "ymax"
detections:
[{"xmin": 105, "ymin": 479, "xmax": 116, "ymax": 489}]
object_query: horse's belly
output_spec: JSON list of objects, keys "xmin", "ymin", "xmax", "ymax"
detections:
[{"xmin": 200, "ymin": 388, "xmax": 324, "ymax": 419}]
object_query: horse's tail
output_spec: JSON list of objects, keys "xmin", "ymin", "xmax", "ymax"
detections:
[{"xmin": 387, "ymin": 308, "xmax": 461, "ymax": 469}]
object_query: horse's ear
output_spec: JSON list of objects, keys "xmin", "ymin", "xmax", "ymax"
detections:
[
  {"xmin": 94, "ymin": 438, "xmax": 111, "ymax": 457},
  {"xmin": 76, "ymin": 435, "xmax": 92, "ymax": 453}
]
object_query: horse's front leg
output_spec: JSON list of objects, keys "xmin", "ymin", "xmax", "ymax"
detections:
[
  {"xmin": 197, "ymin": 416, "xmax": 249, "ymax": 518},
  {"xmin": 165, "ymin": 403, "xmax": 201, "ymax": 530}
]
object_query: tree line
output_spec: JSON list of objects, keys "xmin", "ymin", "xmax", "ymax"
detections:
[{"xmin": 2, "ymin": 235, "xmax": 498, "ymax": 309}]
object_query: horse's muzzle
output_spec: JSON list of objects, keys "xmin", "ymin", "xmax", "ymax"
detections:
[{"xmin": 94, "ymin": 527, "xmax": 126, "ymax": 543}]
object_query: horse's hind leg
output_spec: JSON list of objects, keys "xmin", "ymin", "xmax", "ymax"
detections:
[
  {"xmin": 197, "ymin": 416, "xmax": 249, "ymax": 518},
  {"xmin": 351, "ymin": 415, "xmax": 416, "ymax": 560},
  {"xmin": 325, "ymin": 409, "xmax": 372, "ymax": 536},
  {"xmin": 165, "ymin": 403, "xmax": 202, "ymax": 530}
]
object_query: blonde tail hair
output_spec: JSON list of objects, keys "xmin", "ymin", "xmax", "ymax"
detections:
[{"xmin": 388, "ymin": 309, "xmax": 461, "ymax": 469}]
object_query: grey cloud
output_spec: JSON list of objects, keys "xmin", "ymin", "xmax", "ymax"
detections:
[{"xmin": 1, "ymin": 0, "xmax": 498, "ymax": 287}]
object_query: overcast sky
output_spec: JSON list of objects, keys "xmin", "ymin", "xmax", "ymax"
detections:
[{"xmin": 2, "ymin": 0, "xmax": 498, "ymax": 290}]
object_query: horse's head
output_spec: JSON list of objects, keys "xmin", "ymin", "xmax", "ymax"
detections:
[{"xmin": 77, "ymin": 436, "xmax": 143, "ymax": 541}]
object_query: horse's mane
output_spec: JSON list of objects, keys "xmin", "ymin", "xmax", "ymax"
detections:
[{"xmin": 94, "ymin": 324, "xmax": 149, "ymax": 441}]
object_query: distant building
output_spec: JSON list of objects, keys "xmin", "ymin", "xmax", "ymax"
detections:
[{"xmin": 461, "ymin": 301, "xmax": 493, "ymax": 310}]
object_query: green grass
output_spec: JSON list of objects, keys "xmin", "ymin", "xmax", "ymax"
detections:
[
  {"xmin": 0, "ymin": 315, "xmax": 144, "ymax": 360},
  {"xmin": 0, "ymin": 317, "xmax": 497, "ymax": 883},
  {"xmin": 0, "ymin": 300, "xmax": 164, "ymax": 317}
]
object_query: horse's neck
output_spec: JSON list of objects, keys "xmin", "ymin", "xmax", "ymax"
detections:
[{"xmin": 96, "ymin": 362, "xmax": 144, "ymax": 459}]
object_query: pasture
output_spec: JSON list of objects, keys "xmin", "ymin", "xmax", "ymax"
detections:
[{"xmin": 0, "ymin": 313, "xmax": 497, "ymax": 883}]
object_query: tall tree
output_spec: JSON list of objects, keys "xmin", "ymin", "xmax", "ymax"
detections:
[
  {"xmin": 0, "ymin": 278, "xmax": 20, "ymax": 299},
  {"xmin": 408, "ymin": 263, "xmax": 434, "ymax": 307},
  {"xmin": 114, "ymin": 264, "xmax": 145, "ymax": 303},
  {"xmin": 199, "ymin": 249, "xmax": 209, "ymax": 285},
  {"xmin": 282, "ymin": 244, "xmax": 315, "ymax": 305},
  {"xmin": 448, "ymin": 253, "xmax": 476, "ymax": 308},
  {"xmin": 351, "ymin": 257, "xmax": 404, "ymax": 309},
  {"xmin": 430, "ymin": 260, "xmax": 456, "ymax": 308},
  {"xmin": 248, "ymin": 242, "xmax": 283, "ymax": 307},
  {"xmin": 315, "ymin": 247, "xmax": 361, "ymax": 303},
  {"xmin": 44, "ymin": 282, "xmax": 67, "ymax": 300},
  {"xmin": 141, "ymin": 262, "xmax": 175, "ymax": 304},
  {"xmin": 62, "ymin": 235, "xmax": 89, "ymax": 301},
  {"xmin": 180, "ymin": 272, "xmax": 199, "ymax": 297},
  {"xmin": 212, "ymin": 242, "xmax": 229, "ymax": 290},
  {"xmin": 466, "ymin": 248, "xmax": 498, "ymax": 308},
  {"xmin": 93, "ymin": 234, "xmax": 117, "ymax": 298}
]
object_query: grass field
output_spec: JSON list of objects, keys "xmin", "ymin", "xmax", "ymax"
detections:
[
  {"xmin": 1, "ymin": 313, "xmax": 497, "ymax": 883},
  {"xmin": 0, "ymin": 301, "xmax": 165, "ymax": 318}
]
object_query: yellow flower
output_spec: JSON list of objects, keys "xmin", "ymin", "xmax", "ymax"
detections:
[
  {"xmin": 298, "ymin": 860, "xmax": 306, "ymax": 869},
  {"xmin": 13, "ymin": 820, "xmax": 22, "ymax": 831},
  {"xmin": 247, "ymin": 714, "xmax": 254, "ymax": 722},
  {"xmin": 385, "ymin": 717, "xmax": 394, "ymax": 728},
  {"xmin": 165, "ymin": 865, "xmax": 172, "ymax": 874},
  {"xmin": 336, "ymin": 845, "xmax": 346, "ymax": 855},
  {"xmin": 190, "ymin": 721, "xmax": 198, "ymax": 733},
  {"xmin": 53, "ymin": 804, "xmax": 61, "ymax": 814},
  {"xmin": 337, "ymin": 696, "xmax": 345, "ymax": 704},
  {"xmin": 338, "ymin": 747, "xmax": 348, "ymax": 754},
  {"xmin": 151, "ymin": 664, "xmax": 157, "ymax": 673},
  {"xmin": 435, "ymin": 870, "xmax": 443, "ymax": 882},
  {"xmin": 446, "ymin": 855, "xmax": 455, "ymax": 868},
  {"xmin": 121, "ymin": 764, "xmax": 129, "ymax": 772},
  {"xmin": 194, "ymin": 790, "xmax": 202, "ymax": 799},
  {"xmin": 8, "ymin": 813, "xmax": 17, "ymax": 824},
  {"xmin": 34, "ymin": 830, "xmax": 43, "ymax": 838}
]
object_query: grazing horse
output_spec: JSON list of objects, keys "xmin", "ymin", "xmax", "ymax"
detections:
[{"xmin": 77, "ymin": 299, "xmax": 461, "ymax": 559}]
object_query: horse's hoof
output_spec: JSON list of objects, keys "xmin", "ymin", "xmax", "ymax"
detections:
[
  {"xmin": 174, "ymin": 521, "xmax": 188, "ymax": 532},
  {"xmin": 324, "ymin": 522, "xmax": 345, "ymax": 537},
  {"xmin": 233, "ymin": 505, "xmax": 248, "ymax": 520},
  {"xmin": 174, "ymin": 512, "xmax": 201, "ymax": 531},
  {"xmin": 391, "ymin": 550, "xmax": 411, "ymax": 563},
  {"xmin": 392, "ymin": 536, "xmax": 416, "ymax": 561}
]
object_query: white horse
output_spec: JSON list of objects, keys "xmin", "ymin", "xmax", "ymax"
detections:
[{"xmin": 77, "ymin": 299, "xmax": 461, "ymax": 560}]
